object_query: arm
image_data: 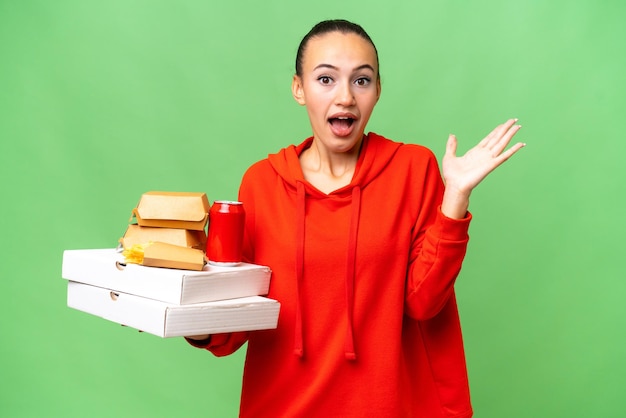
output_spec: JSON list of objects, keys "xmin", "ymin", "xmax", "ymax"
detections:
[
  {"xmin": 405, "ymin": 206, "xmax": 471, "ymax": 320},
  {"xmin": 405, "ymin": 119, "xmax": 524, "ymax": 319}
]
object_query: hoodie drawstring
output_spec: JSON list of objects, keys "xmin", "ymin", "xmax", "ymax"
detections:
[
  {"xmin": 293, "ymin": 181, "xmax": 306, "ymax": 358},
  {"xmin": 293, "ymin": 182, "xmax": 361, "ymax": 361},
  {"xmin": 344, "ymin": 186, "xmax": 361, "ymax": 361}
]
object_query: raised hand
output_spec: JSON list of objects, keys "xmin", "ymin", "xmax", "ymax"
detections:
[{"xmin": 440, "ymin": 118, "xmax": 525, "ymax": 219}]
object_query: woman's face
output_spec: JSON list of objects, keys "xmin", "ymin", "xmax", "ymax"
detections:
[{"xmin": 292, "ymin": 31, "xmax": 381, "ymax": 154}]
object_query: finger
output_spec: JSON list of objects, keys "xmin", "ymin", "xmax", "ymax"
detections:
[
  {"xmin": 484, "ymin": 118, "xmax": 518, "ymax": 148},
  {"xmin": 495, "ymin": 141, "xmax": 526, "ymax": 165},
  {"xmin": 445, "ymin": 134, "xmax": 458, "ymax": 158},
  {"xmin": 491, "ymin": 124, "xmax": 522, "ymax": 155}
]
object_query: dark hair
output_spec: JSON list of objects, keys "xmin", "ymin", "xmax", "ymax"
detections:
[{"xmin": 295, "ymin": 19, "xmax": 379, "ymax": 77}]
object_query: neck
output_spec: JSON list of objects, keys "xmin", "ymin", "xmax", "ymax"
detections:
[{"xmin": 299, "ymin": 136, "xmax": 363, "ymax": 193}]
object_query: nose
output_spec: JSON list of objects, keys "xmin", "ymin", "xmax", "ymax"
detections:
[{"xmin": 335, "ymin": 82, "xmax": 356, "ymax": 107}]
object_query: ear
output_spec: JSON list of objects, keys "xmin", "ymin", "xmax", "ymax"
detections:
[
  {"xmin": 375, "ymin": 77, "xmax": 382, "ymax": 102},
  {"xmin": 292, "ymin": 75, "xmax": 306, "ymax": 105}
]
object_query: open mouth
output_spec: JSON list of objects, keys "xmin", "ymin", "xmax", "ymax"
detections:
[
  {"xmin": 329, "ymin": 116, "xmax": 355, "ymax": 127},
  {"xmin": 328, "ymin": 116, "xmax": 356, "ymax": 137}
]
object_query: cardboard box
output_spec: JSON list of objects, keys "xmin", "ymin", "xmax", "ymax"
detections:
[
  {"xmin": 67, "ymin": 281, "xmax": 280, "ymax": 338},
  {"xmin": 131, "ymin": 191, "xmax": 210, "ymax": 231},
  {"xmin": 120, "ymin": 224, "xmax": 206, "ymax": 251},
  {"xmin": 62, "ymin": 249, "xmax": 272, "ymax": 304},
  {"xmin": 132, "ymin": 242, "xmax": 207, "ymax": 271}
]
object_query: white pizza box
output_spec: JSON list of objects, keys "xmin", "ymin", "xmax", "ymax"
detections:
[
  {"xmin": 61, "ymin": 249, "xmax": 271, "ymax": 304},
  {"xmin": 66, "ymin": 281, "xmax": 280, "ymax": 338}
]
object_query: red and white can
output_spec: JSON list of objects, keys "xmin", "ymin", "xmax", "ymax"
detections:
[{"xmin": 207, "ymin": 200, "xmax": 245, "ymax": 266}]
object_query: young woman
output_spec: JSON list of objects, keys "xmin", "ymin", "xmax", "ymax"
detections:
[{"xmin": 187, "ymin": 19, "xmax": 524, "ymax": 417}]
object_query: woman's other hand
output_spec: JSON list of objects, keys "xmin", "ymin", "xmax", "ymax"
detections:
[{"xmin": 441, "ymin": 118, "xmax": 525, "ymax": 219}]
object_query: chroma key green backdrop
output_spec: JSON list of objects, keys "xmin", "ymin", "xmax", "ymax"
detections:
[{"xmin": 1, "ymin": 1, "xmax": 624, "ymax": 417}]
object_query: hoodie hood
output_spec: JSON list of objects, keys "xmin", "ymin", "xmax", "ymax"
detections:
[
  {"xmin": 267, "ymin": 133, "xmax": 402, "ymax": 360},
  {"xmin": 268, "ymin": 133, "xmax": 402, "ymax": 197}
]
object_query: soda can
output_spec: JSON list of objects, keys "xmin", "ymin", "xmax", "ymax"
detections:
[{"xmin": 207, "ymin": 201, "xmax": 245, "ymax": 266}]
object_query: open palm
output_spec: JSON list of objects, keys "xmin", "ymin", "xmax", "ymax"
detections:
[{"xmin": 442, "ymin": 118, "xmax": 525, "ymax": 194}]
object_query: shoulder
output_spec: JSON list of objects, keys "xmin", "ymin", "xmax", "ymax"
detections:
[
  {"xmin": 239, "ymin": 158, "xmax": 274, "ymax": 204},
  {"xmin": 368, "ymin": 132, "xmax": 438, "ymax": 167},
  {"xmin": 240, "ymin": 142, "xmax": 296, "ymax": 186},
  {"xmin": 398, "ymin": 143, "xmax": 438, "ymax": 163},
  {"xmin": 240, "ymin": 158, "xmax": 274, "ymax": 187},
  {"xmin": 243, "ymin": 157, "xmax": 273, "ymax": 176}
]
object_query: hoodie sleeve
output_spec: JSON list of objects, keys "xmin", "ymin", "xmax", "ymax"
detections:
[
  {"xmin": 185, "ymin": 332, "xmax": 249, "ymax": 356},
  {"xmin": 404, "ymin": 151, "xmax": 472, "ymax": 320}
]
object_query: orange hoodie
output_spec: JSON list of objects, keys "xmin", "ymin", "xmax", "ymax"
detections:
[{"xmin": 191, "ymin": 133, "xmax": 474, "ymax": 417}]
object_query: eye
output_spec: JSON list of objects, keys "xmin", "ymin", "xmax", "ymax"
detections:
[
  {"xmin": 355, "ymin": 77, "xmax": 371, "ymax": 87},
  {"xmin": 318, "ymin": 76, "xmax": 333, "ymax": 85}
]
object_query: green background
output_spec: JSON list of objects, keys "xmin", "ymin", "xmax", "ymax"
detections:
[{"xmin": 1, "ymin": 1, "xmax": 624, "ymax": 417}]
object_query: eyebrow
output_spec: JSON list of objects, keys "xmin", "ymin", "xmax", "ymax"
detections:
[{"xmin": 313, "ymin": 63, "xmax": 376, "ymax": 73}]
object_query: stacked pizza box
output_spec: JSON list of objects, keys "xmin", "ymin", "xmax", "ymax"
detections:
[{"xmin": 61, "ymin": 191, "xmax": 279, "ymax": 338}]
